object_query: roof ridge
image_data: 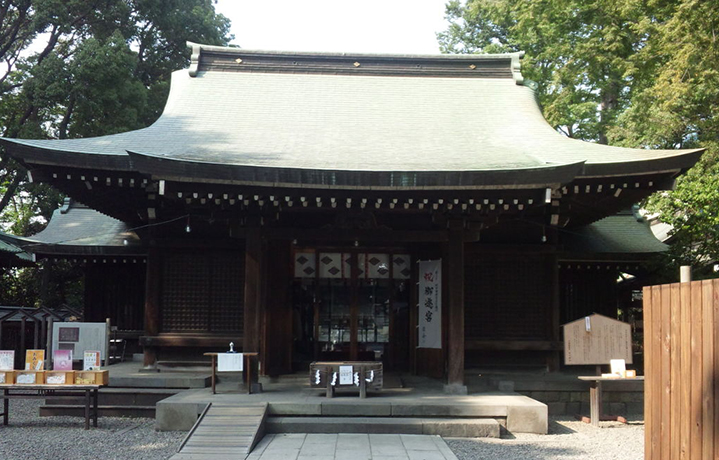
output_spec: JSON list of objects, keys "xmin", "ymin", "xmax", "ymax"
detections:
[{"xmin": 186, "ymin": 42, "xmax": 525, "ymax": 83}]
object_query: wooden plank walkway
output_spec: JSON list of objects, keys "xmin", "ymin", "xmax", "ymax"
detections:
[{"xmin": 171, "ymin": 402, "xmax": 268, "ymax": 460}]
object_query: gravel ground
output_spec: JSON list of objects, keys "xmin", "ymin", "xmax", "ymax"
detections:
[
  {"xmin": 447, "ymin": 415, "xmax": 644, "ymax": 460},
  {"xmin": 0, "ymin": 399, "xmax": 185, "ymax": 460},
  {"xmin": 0, "ymin": 400, "xmax": 643, "ymax": 460}
]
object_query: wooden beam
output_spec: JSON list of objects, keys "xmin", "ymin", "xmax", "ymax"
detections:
[
  {"xmin": 139, "ymin": 334, "xmax": 244, "ymax": 347},
  {"xmin": 264, "ymin": 227, "xmax": 451, "ymax": 243},
  {"xmin": 465, "ymin": 340, "xmax": 564, "ymax": 351}
]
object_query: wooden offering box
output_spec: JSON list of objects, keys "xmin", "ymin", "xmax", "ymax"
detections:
[
  {"xmin": 45, "ymin": 370, "xmax": 75, "ymax": 385},
  {"xmin": 15, "ymin": 370, "xmax": 45, "ymax": 384},
  {"xmin": 75, "ymin": 370, "xmax": 108, "ymax": 385},
  {"xmin": 309, "ymin": 361, "xmax": 383, "ymax": 395},
  {"xmin": 0, "ymin": 370, "xmax": 15, "ymax": 384}
]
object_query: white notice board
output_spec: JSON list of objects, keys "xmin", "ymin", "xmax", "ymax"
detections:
[
  {"xmin": 562, "ymin": 313, "xmax": 633, "ymax": 365},
  {"xmin": 52, "ymin": 322, "xmax": 108, "ymax": 361},
  {"xmin": 218, "ymin": 353, "xmax": 243, "ymax": 371}
]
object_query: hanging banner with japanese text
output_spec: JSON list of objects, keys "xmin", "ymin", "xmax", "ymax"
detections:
[{"xmin": 418, "ymin": 259, "xmax": 442, "ymax": 349}]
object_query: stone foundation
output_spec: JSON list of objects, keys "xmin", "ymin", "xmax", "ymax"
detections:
[
  {"xmin": 484, "ymin": 374, "xmax": 644, "ymax": 417},
  {"xmin": 516, "ymin": 387, "xmax": 643, "ymax": 416}
]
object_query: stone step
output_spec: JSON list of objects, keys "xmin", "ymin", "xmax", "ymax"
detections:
[
  {"xmin": 267, "ymin": 416, "xmax": 500, "ymax": 438},
  {"xmin": 39, "ymin": 404, "xmax": 156, "ymax": 418},
  {"xmin": 267, "ymin": 400, "xmax": 510, "ymax": 418},
  {"xmin": 110, "ymin": 373, "xmax": 211, "ymax": 389},
  {"xmin": 44, "ymin": 388, "xmax": 178, "ymax": 406}
]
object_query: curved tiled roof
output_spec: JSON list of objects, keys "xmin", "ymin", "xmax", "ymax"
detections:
[
  {"xmin": 0, "ymin": 233, "xmax": 33, "ymax": 264},
  {"xmin": 1, "ymin": 200, "xmax": 142, "ymax": 256},
  {"xmin": 1, "ymin": 44, "xmax": 703, "ymax": 188},
  {"xmin": 562, "ymin": 209, "xmax": 668, "ymax": 254}
]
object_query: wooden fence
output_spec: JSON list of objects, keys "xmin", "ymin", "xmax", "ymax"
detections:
[{"xmin": 643, "ymin": 279, "xmax": 719, "ymax": 460}]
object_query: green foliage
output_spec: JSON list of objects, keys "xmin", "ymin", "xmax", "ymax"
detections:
[
  {"xmin": 0, "ymin": 0, "xmax": 232, "ymax": 306},
  {"xmin": 440, "ymin": 0, "xmax": 719, "ymax": 276},
  {"xmin": 439, "ymin": 0, "xmax": 646, "ymax": 142},
  {"xmin": 0, "ymin": 261, "xmax": 84, "ymax": 309}
]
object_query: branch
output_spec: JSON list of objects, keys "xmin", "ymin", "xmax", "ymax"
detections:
[
  {"xmin": 58, "ymin": 95, "xmax": 75, "ymax": 139},
  {"xmin": 0, "ymin": 170, "xmax": 23, "ymax": 216},
  {"xmin": 34, "ymin": 25, "xmax": 60, "ymax": 65},
  {"xmin": 0, "ymin": 4, "xmax": 32, "ymax": 59}
]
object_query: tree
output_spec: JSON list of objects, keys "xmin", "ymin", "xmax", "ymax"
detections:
[
  {"xmin": 627, "ymin": 0, "xmax": 719, "ymax": 271},
  {"xmin": 0, "ymin": 0, "xmax": 233, "ymax": 234},
  {"xmin": 0, "ymin": 0, "xmax": 232, "ymax": 306},
  {"xmin": 439, "ymin": 0, "xmax": 719, "ymax": 276},
  {"xmin": 438, "ymin": 0, "xmax": 647, "ymax": 143}
]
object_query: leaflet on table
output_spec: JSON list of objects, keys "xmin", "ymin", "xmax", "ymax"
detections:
[
  {"xmin": 0, "ymin": 350, "xmax": 14, "ymax": 370},
  {"xmin": 46, "ymin": 373, "xmax": 67, "ymax": 384},
  {"xmin": 54, "ymin": 349, "xmax": 73, "ymax": 370},
  {"xmin": 83, "ymin": 351, "xmax": 101, "ymax": 370},
  {"xmin": 25, "ymin": 349, "xmax": 45, "ymax": 370}
]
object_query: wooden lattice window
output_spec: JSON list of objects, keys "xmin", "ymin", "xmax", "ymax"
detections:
[
  {"xmin": 465, "ymin": 254, "xmax": 550, "ymax": 339},
  {"xmin": 161, "ymin": 249, "xmax": 244, "ymax": 333}
]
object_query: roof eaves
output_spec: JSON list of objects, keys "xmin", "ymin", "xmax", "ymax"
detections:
[
  {"xmin": 128, "ymin": 150, "xmax": 586, "ymax": 190},
  {"xmin": 580, "ymin": 148, "xmax": 705, "ymax": 178},
  {"xmin": 0, "ymin": 139, "xmax": 131, "ymax": 170}
]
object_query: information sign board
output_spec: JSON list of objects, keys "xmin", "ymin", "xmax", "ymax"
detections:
[{"xmin": 563, "ymin": 313, "xmax": 633, "ymax": 365}]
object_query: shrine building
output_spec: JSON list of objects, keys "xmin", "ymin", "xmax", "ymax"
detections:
[{"xmin": 0, "ymin": 43, "xmax": 703, "ymax": 389}]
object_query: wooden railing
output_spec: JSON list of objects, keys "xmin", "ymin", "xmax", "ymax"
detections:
[{"xmin": 643, "ymin": 279, "xmax": 719, "ymax": 459}]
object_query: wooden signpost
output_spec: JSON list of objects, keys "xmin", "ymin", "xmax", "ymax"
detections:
[
  {"xmin": 563, "ymin": 313, "xmax": 632, "ymax": 365},
  {"xmin": 562, "ymin": 313, "xmax": 638, "ymax": 427}
]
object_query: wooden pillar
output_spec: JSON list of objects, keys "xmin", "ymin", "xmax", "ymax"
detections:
[
  {"xmin": 264, "ymin": 239, "xmax": 293, "ymax": 376},
  {"xmin": 40, "ymin": 316, "xmax": 47, "ymax": 353},
  {"xmin": 409, "ymin": 256, "xmax": 418, "ymax": 375},
  {"xmin": 243, "ymin": 226, "xmax": 265, "ymax": 356},
  {"xmin": 446, "ymin": 224, "xmax": 466, "ymax": 392},
  {"xmin": 33, "ymin": 318, "xmax": 39, "ymax": 349},
  {"xmin": 20, "ymin": 316, "xmax": 27, "ymax": 362},
  {"xmin": 45, "ymin": 317, "xmax": 53, "ymax": 363},
  {"xmin": 143, "ymin": 246, "xmax": 161, "ymax": 367},
  {"xmin": 548, "ymin": 251, "xmax": 561, "ymax": 372},
  {"xmin": 349, "ymin": 251, "xmax": 359, "ymax": 361}
]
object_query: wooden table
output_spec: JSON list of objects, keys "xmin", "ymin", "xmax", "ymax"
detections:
[
  {"xmin": 0, "ymin": 384, "xmax": 101, "ymax": 430},
  {"xmin": 204, "ymin": 352, "xmax": 259, "ymax": 394},
  {"xmin": 577, "ymin": 376, "xmax": 644, "ymax": 427}
]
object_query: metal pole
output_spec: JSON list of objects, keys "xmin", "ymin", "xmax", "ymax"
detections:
[
  {"xmin": 105, "ymin": 318, "xmax": 111, "ymax": 367},
  {"xmin": 680, "ymin": 265, "xmax": 692, "ymax": 283}
]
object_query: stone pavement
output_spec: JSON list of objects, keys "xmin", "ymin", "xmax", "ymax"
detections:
[{"xmin": 246, "ymin": 433, "xmax": 458, "ymax": 460}]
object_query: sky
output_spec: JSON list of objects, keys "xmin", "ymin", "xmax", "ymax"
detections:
[{"xmin": 214, "ymin": 0, "xmax": 451, "ymax": 55}]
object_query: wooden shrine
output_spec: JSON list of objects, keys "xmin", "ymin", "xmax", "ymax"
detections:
[{"xmin": 0, "ymin": 43, "xmax": 704, "ymax": 388}]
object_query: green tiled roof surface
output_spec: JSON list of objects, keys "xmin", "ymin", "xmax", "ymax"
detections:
[
  {"xmin": 26, "ymin": 202, "xmax": 139, "ymax": 247},
  {"xmin": 563, "ymin": 210, "xmax": 668, "ymax": 254},
  {"xmin": 0, "ymin": 233, "xmax": 33, "ymax": 262},
  {"xmin": 2, "ymin": 46, "xmax": 701, "ymax": 177}
]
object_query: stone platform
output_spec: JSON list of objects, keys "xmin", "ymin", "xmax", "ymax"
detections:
[{"xmin": 154, "ymin": 374, "xmax": 547, "ymax": 436}]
